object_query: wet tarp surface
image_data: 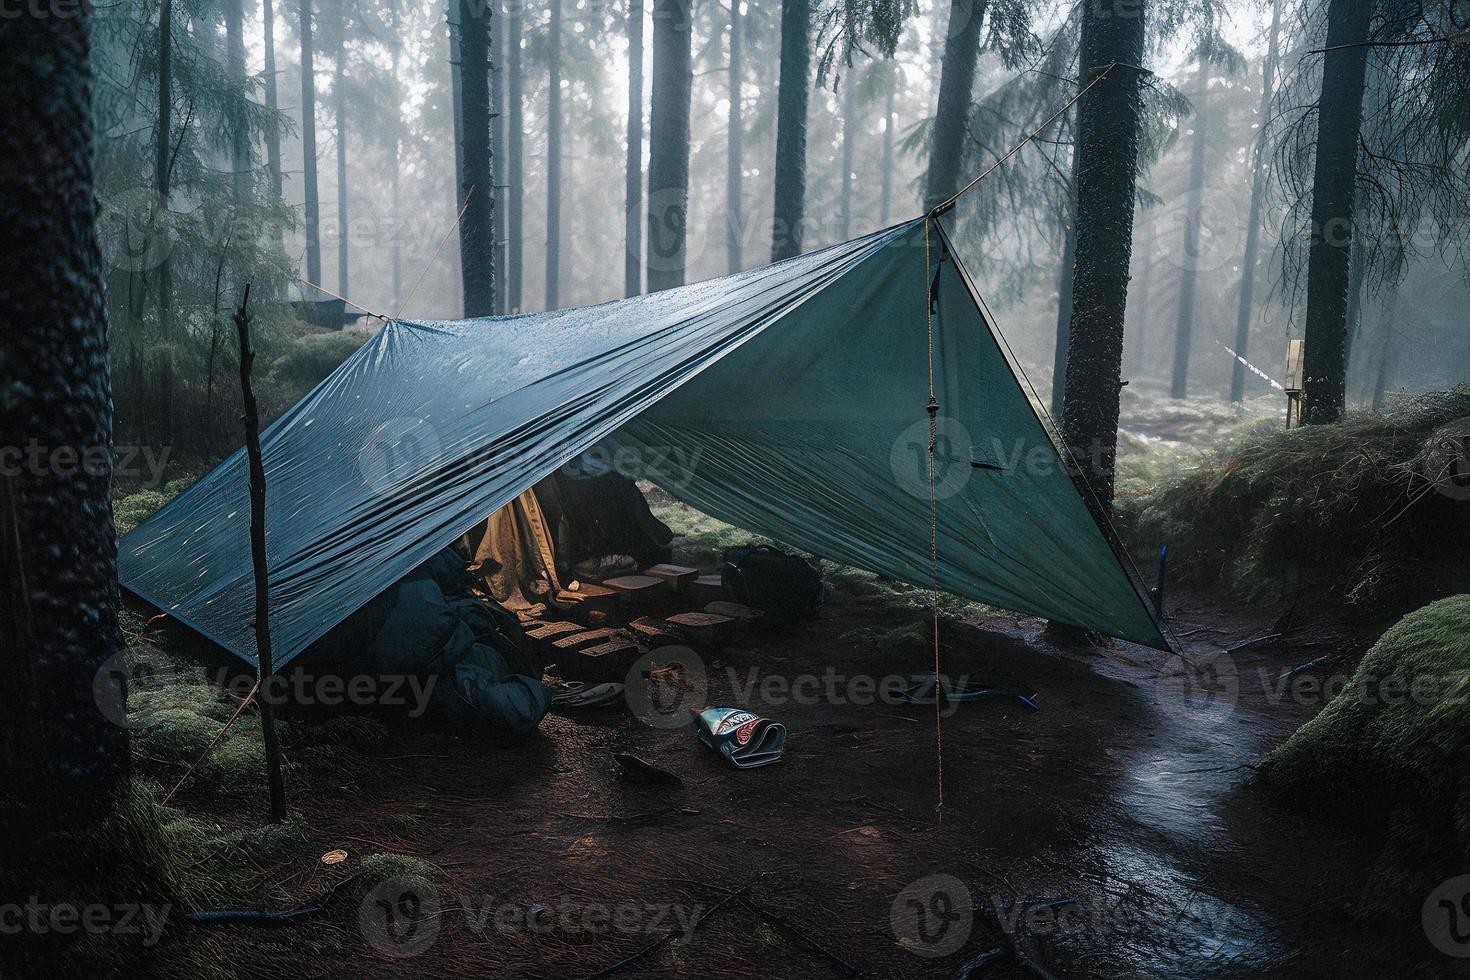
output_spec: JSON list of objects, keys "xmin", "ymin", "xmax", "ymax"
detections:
[{"xmin": 118, "ymin": 219, "xmax": 1171, "ymax": 666}]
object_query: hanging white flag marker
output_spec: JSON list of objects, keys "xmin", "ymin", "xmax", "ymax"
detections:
[{"xmin": 1218, "ymin": 341, "xmax": 1286, "ymax": 391}]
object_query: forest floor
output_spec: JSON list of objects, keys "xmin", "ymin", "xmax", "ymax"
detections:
[
  {"xmin": 120, "ymin": 389, "xmax": 1466, "ymax": 978},
  {"xmin": 136, "ymin": 518, "xmax": 1455, "ymax": 979}
]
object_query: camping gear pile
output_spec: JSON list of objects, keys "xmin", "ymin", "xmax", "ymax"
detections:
[{"xmin": 305, "ymin": 547, "xmax": 551, "ymax": 732}]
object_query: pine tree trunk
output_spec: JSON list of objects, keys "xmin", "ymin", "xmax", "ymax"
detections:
[
  {"xmin": 459, "ymin": 0, "xmax": 496, "ymax": 317},
  {"xmin": 300, "ymin": 0, "xmax": 322, "ymax": 285},
  {"xmin": 647, "ymin": 0, "xmax": 692, "ymax": 290},
  {"xmin": 1230, "ymin": 0, "xmax": 1282, "ymax": 403},
  {"xmin": 770, "ymin": 0, "xmax": 809, "ymax": 261},
  {"xmin": 225, "ymin": 0, "xmax": 251, "ymax": 205},
  {"xmin": 1, "ymin": 3, "xmax": 128, "ymax": 820},
  {"xmin": 1051, "ymin": 174, "xmax": 1077, "ymax": 420},
  {"xmin": 1129, "ymin": 250, "xmax": 1152, "ymax": 376},
  {"xmin": 490, "ymin": 0, "xmax": 505, "ymax": 313},
  {"xmin": 155, "ymin": 0, "xmax": 174, "ymax": 320},
  {"xmin": 506, "ymin": 0, "xmax": 524, "ymax": 311},
  {"xmin": 264, "ymin": 0, "xmax": 284, "ymax": 208},
  {"xmin": 879, "ymin": 65, "xmax": 895, "ymax": 225},
  {"xmin": 545, "ymin": 0, "xmax": 563, "ymax": 308},
  {"xmin": 925, "ymin": 0, "xmax": 987, "ymax": 211},
  {"xmin": 334, "ymin": 15, "xmax": 349, "ymax": 296},
  {"xmin": 1301, "ymin": 0, "xmax": 1372, "ymax": 425},
  {"xmin": 1057, "ymin": 1, "xmax": 1147, "ymax": 508},
  {"xmin": 1169, "ymin": 69, "xmax": 1208, "ymax": 400},
  {"xmin": 1370, "ymin": 286, "xmax": 1399, "ymax": 412},
  {"xmin": 839, "ymin": 70, "xmax": 855, "ymax": 240},
  {"xmin": 449, "ymin": 3, "xmax": 465, "ymax": 199},
  {"xmin": 725, "ymin": 0, "xmax": 743, "ymax": 273},
  {"xmin": 626, "ymin": 0, "xmax": 645, "ymax": 295}
]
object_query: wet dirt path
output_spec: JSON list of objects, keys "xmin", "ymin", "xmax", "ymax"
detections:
[{"xmin": 187, "ymin": 597, "xmax": 1448, "ymax": 979}]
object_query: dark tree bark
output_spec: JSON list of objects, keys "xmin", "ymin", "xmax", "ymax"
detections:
[
  {"xmin": 333, "ymin": 9, "xmax": 349, "ymax": 295},
  {"xmin": 300, "ymin": 0, "xmax": 322, "ymax": 285},
  {"xmin": 1050, "ymin": 173, "xmax": 1077, "ymax": 420},
  {"xmin": 506, "ymin": 0, "xmax": 524, "ymax": 311},
  {"xmin": 545, "ymin": 0, "xmax": 563, "ymax": 307},
  {"xmin": 839, "ymin": 70, "xmax": 855, "ymax": 240},
  {"xmin": 725, "ymin": 0, "xmax": 743, "ymax": 272},
  {"xmin": 459, "ymin": 0, "xmax": 496, "ymax": 317},
  {"xmin": 626, "ymin": 0, "xmax": 645, "ymax": 295},
  {"xmin": 264, "ymin": 0, "xmax": 284, "ymax": 209},
  {"xmin": 879, "ymin": 64, "xmax": 895, "ymax": 225},
  {"xmin": 647, "ymin": 0, "xmax": 693, "ymax": 290},
  {"xmin": 225, "ymin": 0, "xmax": 251, "ymax": 205},
  {"xmin": 1169, "ymin": 66, "xmax": 1209, "ymax": 400},
  {"xmin": 449, "ymin": 2, "xmax": 465, "ymax": 198},
  {"xmin": 770, "ymin": 0, "xmax": 810, "ymax": 261},
  {"xmin": 155, "ymin": 0, "xmax": 174, "ymax": 320},
  {"xmin": 924, "ymin": 0, "xmax": 987, "ymax": 211},
  {"xmin": 0, "ymin": 3, "xmax": 128, "ymax": 821},
  {"xmin": 1300, "ymin": 0, "xmax": 1372, "ymax": 425},
  {"xmin": 1057, "ymin": 0, "xmax": 1147, "ymax": 507},
  {"xmin": 490, "ymin": 0, "xmax": 506, "ymax": 313},
  {"xmin": 1230, "ymin": 0, "xmax": 1282, "ymax": 402}
]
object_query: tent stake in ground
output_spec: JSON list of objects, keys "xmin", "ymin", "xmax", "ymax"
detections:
[{"xmin": 234, "ymin": 283, "xmax": 287, "ymax": 823}]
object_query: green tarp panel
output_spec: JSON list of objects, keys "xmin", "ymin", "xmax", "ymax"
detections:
[{"xmin": 118, "ymin": 218, "xmax": 1171, "ymax": 666}]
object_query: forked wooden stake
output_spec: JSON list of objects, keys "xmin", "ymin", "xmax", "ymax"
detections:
[{"xmin": 234, "ymin": 283, "xmax": 287, "ymax": 823}]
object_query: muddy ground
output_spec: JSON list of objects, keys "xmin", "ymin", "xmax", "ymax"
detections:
[{"xmin": 138, "ymin": 557, "xmax": 1460, "ymax": 979}]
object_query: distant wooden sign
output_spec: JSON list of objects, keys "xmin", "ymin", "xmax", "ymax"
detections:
[{"xmin": 1285, "ymin": 339, "xmax": 1305, "ymax": 428}]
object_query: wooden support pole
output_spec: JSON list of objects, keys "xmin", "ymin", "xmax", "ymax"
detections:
[{"xmin": 234, "ymin": 283, "xmax": 287, "ymax": 823}]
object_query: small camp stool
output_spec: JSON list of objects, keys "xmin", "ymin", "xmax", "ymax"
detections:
[
  {"xmin": 602, "ymin": 575, "xmax": 672, "ymax": 615},
  {"xmin": 704, "ymin": 600, "xmax": 765, "ymax": 640},
  {"xmin": 550, "ymin": 627, "xmax": 627, "ymax": 678},
  {"xmin": 626, "ymin": 616, "xmax": 682, "ymax": 647},
  {"xmin": 524, "ymin": 620, "xmax": 586, "ymax": 659},
  {"xmin": 643, "ymin": 563, "xmax": 698, "ymax": 593},
  {"xmin": 665, "ymin": 611, "xmax": 736, "ymax": 648},
  {"xmin": 687, "ymin": 573, "xmax": 725, "ymax": 606},
  {"xmin": 575, "ymin": 636, "xmax": 644, "ymax": 683},
  {"xmin": 559, "ymin": 582, "xmax": 620, "ymax": 626}
]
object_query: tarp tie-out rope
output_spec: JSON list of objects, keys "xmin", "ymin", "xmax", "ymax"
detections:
[
  {"xmin": 160, "ymin": 679, "xmax": 261, "ymax": 808},
  {"xmin": 397, "ymin": 185, "xmax": 475, "ymax": 319},
  {"xmin": 928, "ymin": 61, "xmax": 1123, "ymax": 219},
  {"xmin": 295, "ymin": 277, "xmax": 389, "ymax": 322},
  {"xmin": 923, "ymin": 216, "xmax": 944, "ymax": 826}
]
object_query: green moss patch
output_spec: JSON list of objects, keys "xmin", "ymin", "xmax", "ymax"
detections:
[
  {"xmin": 1259, "ymin": 595, "xmax": 1470, "ymax": 909},
  {"xmin": 1121, "ymin": 387, "xmax": 1470, "ymax": 604}
]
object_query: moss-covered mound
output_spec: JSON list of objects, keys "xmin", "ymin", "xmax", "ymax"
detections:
[
  {"xmin": 1121, "ymin": 387, "xmax": 1470, "ymax": 606},
  {"xmin": 1259, "ymin": 595, "xmax": 1470, "ymax": 908}
]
